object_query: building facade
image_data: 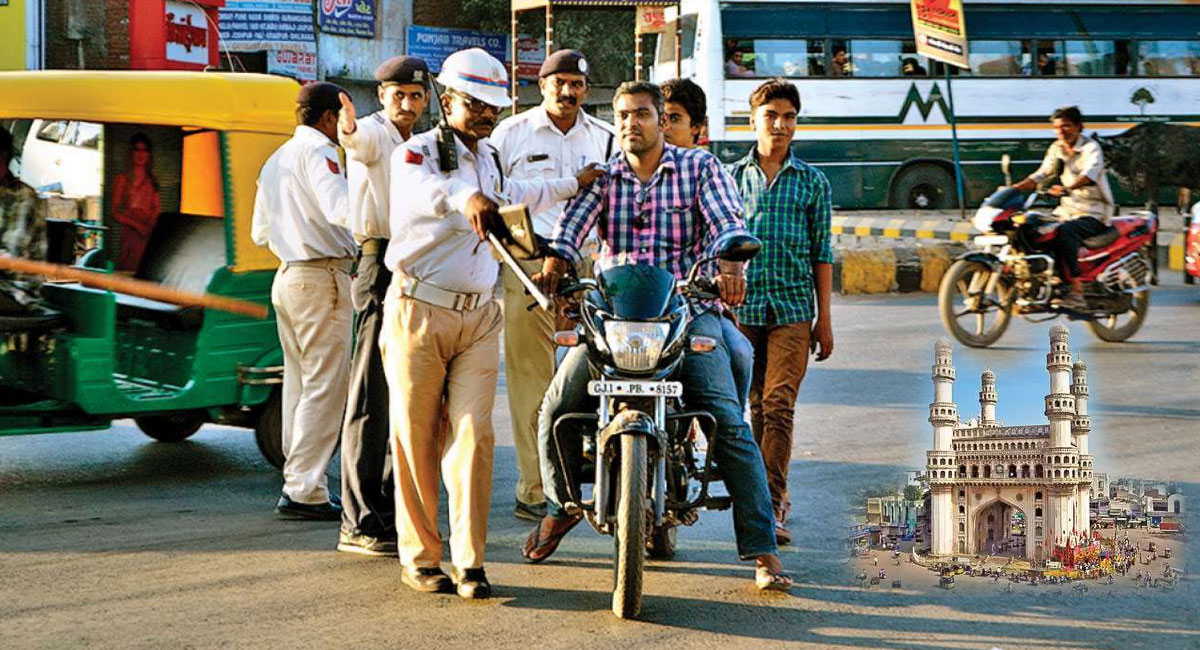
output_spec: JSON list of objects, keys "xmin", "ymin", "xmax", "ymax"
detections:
[{"xmin": 927, "ymin": 326, "xmax": 1096, "ymax": 562}]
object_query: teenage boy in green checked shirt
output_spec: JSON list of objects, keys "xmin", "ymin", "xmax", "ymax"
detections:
[{"xmin": 728, "ymin": 78, "xmax": 834, "ymax": 546}]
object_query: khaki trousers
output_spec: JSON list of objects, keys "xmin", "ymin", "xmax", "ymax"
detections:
[
  {"xmin": 380, "ymin": 283, "xmax": 503, "ymax": 570},
  {"xmin": 272, "ymin": 263, "xmax": 353, "ymax": 504},
  {"xmin": 739, "ymin": 321, "xmax": 811, "ymax": 513},
  {"xmin": 502, "ymin": 260, "xmax": 556, "ymax": 506}
]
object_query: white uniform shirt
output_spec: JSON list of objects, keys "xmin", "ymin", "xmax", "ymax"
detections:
[
  {"xmin": 341, "ymin": 111, "xmax": 406, "ymax": 242},
  {"xmin": 1029, "ymin": 133, "xmax": 1115, "ymax": 223},
  {"xmin": 385, "ymin": 129, "xmax": 580, "ymax": 294},
  {"xmin": 252, "ymin": 125, "xmax": 355, "ymax": 261},
  {"xmin": 490, "ymin": 106, "xmax": 615, "ymax": 236}
]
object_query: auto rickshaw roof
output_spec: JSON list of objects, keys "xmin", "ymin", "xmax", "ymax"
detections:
[{"xmin": 0, "ymin": 71, "xmax": 299, "ymax": 134}]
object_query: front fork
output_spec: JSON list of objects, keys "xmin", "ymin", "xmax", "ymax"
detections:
[{"xmin": 591, "ymin": 395, "xmax": 668, "ymax": 534}]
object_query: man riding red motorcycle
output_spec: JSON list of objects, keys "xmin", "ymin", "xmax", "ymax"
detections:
[{"xmin": 1010, "ymin": 105, "xmax": 1115, "ymax": 311}]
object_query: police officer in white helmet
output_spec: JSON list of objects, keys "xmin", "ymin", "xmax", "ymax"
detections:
[{"xmin": 381, "ymin": 47, "xmax": 603, "ymax": 599}]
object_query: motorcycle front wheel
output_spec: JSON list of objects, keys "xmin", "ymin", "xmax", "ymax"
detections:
[
  {"xmin": 612, "ymin": 435, "xmax": 648, "ymax": 619},
  {"xmin": 938, "ymin": 260, "xmax": 1014, "ymax": 348},
  {"xmin": 1086, "ymin": 290, "xmax": 1150, "ymax": 342}
]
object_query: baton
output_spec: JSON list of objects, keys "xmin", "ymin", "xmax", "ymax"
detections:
[
  {"xmin": 0, "ymin": 256, "xmax": 269, "ymax": 319},
  {"xmin": 486, "ymin": 232, "xmax": 554, "ymax": 312}
]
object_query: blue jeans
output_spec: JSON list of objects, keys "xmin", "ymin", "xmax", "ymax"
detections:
[
  {"xmin": 537, "ymin": 310, "xmax": 778, "ymax": 560},
  {"xmin": 721, "ymin": 313, "xmax": 753, "ymax": 410}
]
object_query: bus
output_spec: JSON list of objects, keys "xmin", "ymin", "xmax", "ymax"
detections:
[{"xmin": 651, "ymin": 0, "xmax": 1200, "ymax": 210}]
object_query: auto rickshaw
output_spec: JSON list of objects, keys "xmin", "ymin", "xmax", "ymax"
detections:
[{"xmin": 0, "ymin": 71, "xmax": 298, "ymax": 467}]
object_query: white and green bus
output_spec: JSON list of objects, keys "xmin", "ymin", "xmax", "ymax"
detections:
[{"xmin": 652, "ymin": 0, "xmax": 1200, "ymax": 209}]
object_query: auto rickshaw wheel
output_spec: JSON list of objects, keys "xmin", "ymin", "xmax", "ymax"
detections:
[
  {"xmin": 254, "ymin": 392, "xmax": 285, "ymax": 470},
  {"xmin": 135, "ymin": 413, "xmax": 205, "ymax": 443}
]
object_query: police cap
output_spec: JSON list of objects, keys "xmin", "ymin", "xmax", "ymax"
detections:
[
  {"xmin": 296, "ymin": 82, "xmax": 345, "ymax": 112},
  {"xmin": 539, "ymin": 49, "xmax": 590, "ymax": 79},
  {"xmin": 375, "ymin": 56, "xmax": 431, "ymax": 88}
]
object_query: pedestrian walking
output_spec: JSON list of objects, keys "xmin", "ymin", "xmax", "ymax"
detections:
[
  {"xmin": 334, "ymin": 56, "xmax": 431, "ymax": 556},
  {"xmin": 489, "ymin": 49, "xmax": 614, "ymax": 523},
  {"xmin": 381, "ymin": 48, "xmax": 601, "ymax": 599},
  {"xmin": 252, "ymin": 83, "xmax": 356, "ymax": 520},
  {"xmin": 729, "ymin": 79, "xmax": 834, "ymax": 546}
]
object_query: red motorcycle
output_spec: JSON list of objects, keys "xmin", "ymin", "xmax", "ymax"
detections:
[{"xmin": 939, "ymin": 186, "xmax": 1156, "ymax": 347}]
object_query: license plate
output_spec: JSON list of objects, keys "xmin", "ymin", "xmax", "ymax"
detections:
[{"xmin": 588, "ymin": 380, "xmax": 683, "ymax": 397}]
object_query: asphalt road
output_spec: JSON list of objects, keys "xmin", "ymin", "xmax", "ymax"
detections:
[{"xmin": 1, "ymin": 280, "xmax": 1197, "ymax": 650}]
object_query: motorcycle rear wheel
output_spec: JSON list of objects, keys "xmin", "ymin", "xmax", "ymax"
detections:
[
  {"xmin": 612, "ymin": 435, "xmax": 648, "ymax": 619},
  {"xmin": 1086, "ymin": 291, "xmax": 1150, "ymax": 342},
  {"xmin": 938, "ymin": 260, "xmax": 1013, "ymax": 348}
]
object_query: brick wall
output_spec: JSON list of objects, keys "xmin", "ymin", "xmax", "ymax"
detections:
[{"xmin": 44, "ymin": 0, "xmax": 130, "ymax": 70}]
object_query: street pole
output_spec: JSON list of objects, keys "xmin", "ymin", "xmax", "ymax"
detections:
[{"xmin": 944, "ymin": 66, "xmax": 967, "ymax": 220}]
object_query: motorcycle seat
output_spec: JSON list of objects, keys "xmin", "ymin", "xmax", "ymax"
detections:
[
  {"xmin": 1081, "ymin": 226, "xmax": 1120, "ymax": 249},
  {"xmin": 0, "ymin": 307, "xmax": 67, "ymax": 333}
]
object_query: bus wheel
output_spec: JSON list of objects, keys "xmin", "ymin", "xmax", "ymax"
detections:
[
  {"xmin": 135, "ymin": 412, "xmax": 204, "ymax": 442},
  {"xmin": 892, "ymin": 165, "xmax": 955, "ymax": 210}
]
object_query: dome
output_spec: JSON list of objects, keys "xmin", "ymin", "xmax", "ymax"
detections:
[
  {"xmin": 982, "ymin": 368, "xmax": 996, "ymax": 382},
  {"xmin": 1073, "ymin": 358, "xmax": 1087, "ymax": 371},
  {"xmin": 1050, "ymin": 324, "xmax": 1069, "ymax": 342}
]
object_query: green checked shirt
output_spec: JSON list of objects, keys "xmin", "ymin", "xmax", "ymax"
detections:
[{"xmin": 728, "ymin": 150, "xmax": 834, "ymax": 327}]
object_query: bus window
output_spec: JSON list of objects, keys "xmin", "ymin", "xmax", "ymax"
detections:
[
  {"xmin": 1065, "ymin": 40, "xmax": 1129, "ymax": 76},
  {"xmin": 1033, "ymin": 42, "xmax": 1065, "ymax": 76},
  {"xmin": 967, "ymin": 41, "xmax": 1029, "ymax": 76},
  {"xmin": 724, "ymin": 40, "xmax": 757, "ymax": 78},
  {"xmin": 838, "ymin": 40, "xmax": 930, "ymax": 78},
  {"xmin": 742, "ymin": 39, "xmax": 825, "ymax": 77},
  {"xmin": 1137, "ymin": 41, "xmax": 1200, "ymax": 77}
]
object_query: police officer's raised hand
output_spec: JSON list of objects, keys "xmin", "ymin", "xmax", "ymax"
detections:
[
  {"xmin": 338, "ymin": 92, "xmax": 357, "ymax": 136},
  {"xmin": 575, "ymin": 163, "xmax": 605, "ymax": 190},
  {"xmin": 533, "ymin": 256, "xmax": 569, "ymax": 297},
  {"xmin": 465, "ymin": 192, "xmax": 502, "ymax": 241}
]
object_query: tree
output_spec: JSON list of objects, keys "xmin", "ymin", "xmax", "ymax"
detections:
[
  {"xmin": 904, "ymin": 484, "xmax": 925, "ymax": 502},
  {"xmin": 1131, "ymin": 87, "xmax": 1155, "ymax": 115},
  {"xmin": 457, "ymin": 0, "xmax": 639, "ymax": 85}
]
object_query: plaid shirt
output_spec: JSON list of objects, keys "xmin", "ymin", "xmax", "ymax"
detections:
[
  {"xmin": 550, "ymin": 144, "xmax": 748, "ymax": 281},
  {"xmin": 728, "ymin": 151, "xmax": 834, "ymax": 326}
]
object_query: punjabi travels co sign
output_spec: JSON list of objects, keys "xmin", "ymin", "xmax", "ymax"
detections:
[
  {"xmin": 318, "ymin": 0, "xmax": 376, "ymax": 39},
  {"xmin": 909, "ymin": 0, "xmax": 969, "ymax": 69}
]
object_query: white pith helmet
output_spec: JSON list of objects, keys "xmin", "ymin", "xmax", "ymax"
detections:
[{"xmin": 437, "ymin": 47, "xmax": 512, "ymax": 108}]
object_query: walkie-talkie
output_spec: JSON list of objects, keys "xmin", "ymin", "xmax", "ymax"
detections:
[{"xmin": 431, "ymin": 77, "xmax": 458, "ymax": 173}]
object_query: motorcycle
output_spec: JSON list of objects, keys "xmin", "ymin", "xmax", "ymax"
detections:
[
  {"xmin": 938, "ymin": 156, "xmax": 1157, "ymax": 347},
  {"xmin": 547, "ymin": 234, "xmax": 761, "ymax": 619}
]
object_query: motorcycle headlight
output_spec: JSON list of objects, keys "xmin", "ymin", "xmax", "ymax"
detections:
[
  {"xmin": 973, "ymin": 206, "xmax": 1003, "ymax": 233},
  {"xmin": 604, "ymin": 321, "xmax": 670, "ymax": 372}
]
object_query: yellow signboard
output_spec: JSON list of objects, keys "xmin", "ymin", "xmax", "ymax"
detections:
[{"xmin": 909, "ymin": 0, "xmax": 969, "ymax": 69}]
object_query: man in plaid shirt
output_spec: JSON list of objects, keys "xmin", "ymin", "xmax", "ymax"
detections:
[
  {"xmin": 521, "ymin": 81, "xmax": 792, "ymax": 591},
  {"xmin": 729, "ymin": 79, "xmax": 835, "ymax": 547}
]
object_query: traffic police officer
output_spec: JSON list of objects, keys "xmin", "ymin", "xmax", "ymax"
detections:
[
  {"xmin": 489, "ymin": 49, "xmax": 615, "ymax": 522},
  {"xmin": 251, "ymin": 82, "xmax": 355, "ymax": 520},
  {"xmin": 381, "ymin": 48, "xmax": 601, "ymax": 599},
  {"xmin": 335, "ymin": 56, "xmax": 431, "ymax": 556}
]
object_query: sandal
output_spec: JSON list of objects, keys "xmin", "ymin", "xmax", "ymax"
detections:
[
  {"xmin": 756, "ymin": 567, "xmax": 795, "ymax": 592},
  {"xmin": 521, "ymin": 515, "xmax": 582, "ymax": 564}
]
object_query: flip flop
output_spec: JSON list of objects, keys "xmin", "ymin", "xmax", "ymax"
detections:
[
  {"xmin": 522, "ymin": 515, "xmax": 582, "ymax": 564},
  {"xmin": 756, "ymin": 567, "xmax": 796, "ymax": 592}
]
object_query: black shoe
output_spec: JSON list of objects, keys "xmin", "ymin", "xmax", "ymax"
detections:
[
  {"xmin": 275, "ymin": 494, "xmax": 342, "ymax": 521},
  {"xmin": 514, "ymin": 500, "xmax": 548, "ymax": 522},
  {"xmin": 401, "ymin": 566, "xmax": 454, "ymax": 593},
  {"xmin": 450, "ymin": 566, "xmax": 492, "ymax": 599},
  {"xmin": 336, "ymin": 529, "xmax": 398, "ymax": 557}
]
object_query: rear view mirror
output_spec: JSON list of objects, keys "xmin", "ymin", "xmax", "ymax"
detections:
[{"xmin": 716, "ymin": 234, "xmax": 761, "ymax": 262}]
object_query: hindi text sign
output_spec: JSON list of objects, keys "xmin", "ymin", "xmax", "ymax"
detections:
[{"xmin": 909, "ymin": 0, "xmax": 969, "ymax": 69}]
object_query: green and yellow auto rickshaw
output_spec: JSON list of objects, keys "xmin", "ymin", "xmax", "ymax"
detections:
[{"xmin": 0, "ymin": 70, "xmax": 299, "ymax": 467}]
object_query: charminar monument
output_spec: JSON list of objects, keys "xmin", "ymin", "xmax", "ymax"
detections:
[{"xmin": 926, "ymin": 325, "xmax": 1095, "ymax": 562}]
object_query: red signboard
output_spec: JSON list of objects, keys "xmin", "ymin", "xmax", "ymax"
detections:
[{"xmin": 130, "ymin": 0, "xmax": 225, "ymax": 71}]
